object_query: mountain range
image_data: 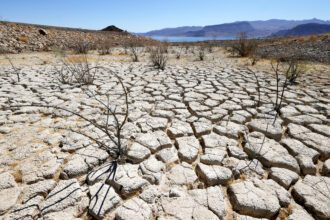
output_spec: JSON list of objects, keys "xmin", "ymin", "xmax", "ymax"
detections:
[
  {"xmin": 140, "ymin": 18, "xmax": 330, "ymax": 38},
  {"xmin": 271, "ymin": 23, "xmax": 330, "ymax": 37}
]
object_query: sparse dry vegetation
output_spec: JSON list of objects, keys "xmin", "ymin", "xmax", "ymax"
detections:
[
  {"xmin": 197, "ymin": 46, "xmax": 205, "ymax": 61},
  {"xmin": 149, "ymin": 46, "xmax": 168, "ymax": 70},
  {"xmin": 286, "ymin": 59, "xmax": 306, "ymax": 84},
  {"xmin": 72, "ymin": 39, "xmax": 93, "ymax": 54},
  {"xmin": 129, "ymin": 43, "xmax": 143, "ymax": 62},
  {"xmin": 97, "ymin": 39, "xmax": 113, "ymax": 55},
  {"xmin": 53, "ymin": 55, "xmax": 98, "ymax": 85},
  {"xmin": 230, "ymin": 32, "xmax": 257, "ymax": 57},
  {"xmin": 5, "ymin": 55, "xmax": 22, "ymax": 82}
]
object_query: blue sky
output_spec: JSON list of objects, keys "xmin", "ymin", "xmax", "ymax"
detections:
[{"xmin": 0, "ymin": 0, "xmax": 329, "ymax": 32}]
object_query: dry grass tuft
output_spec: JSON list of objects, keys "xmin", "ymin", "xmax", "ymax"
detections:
[{"xmin": 18, "ymin": 35, "xmax": 29, "ymax": 43}]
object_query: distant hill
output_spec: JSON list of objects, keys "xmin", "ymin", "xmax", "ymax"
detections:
[
  {"xmin": 101, "ymin": 25, "xmax": 124, "ymax": 32},
  {"xmin": 272, "ymin": 23, "xmax": 330, "ymax": 37},
  {"xmin": 141, "ymin": 26, "xmax": 203, "ymax": 36},
  {"xmin": 140, "ymin": 19, "xmax": 330, "ymax": 38},
  {"xmin": 185, "ymin": 22, "xmax": 255, "ymax": 37},
  {"xmin": 249, "ymin": 18, "xmax": 330, "ymax": 32}
]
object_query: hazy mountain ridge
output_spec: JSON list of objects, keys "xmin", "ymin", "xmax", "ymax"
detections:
[
  {"xmin": 272, "ymin": 23, "xmax": 330, "ymax": 37},
  {"xmin": 141, "ymin": 26, "xmax": 203, "ymax": 36},
  {"xmin": 140, "ymin": 19, "xmax": 330, "ymax": 38},
  {"xmin": 185, "ymin": 22, "xmax": 255, "ymax": 37}
]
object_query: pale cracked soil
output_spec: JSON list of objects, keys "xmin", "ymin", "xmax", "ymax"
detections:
[{"xmin": 0, "ymin": 48, "xmax": 329, "ymax": 220}]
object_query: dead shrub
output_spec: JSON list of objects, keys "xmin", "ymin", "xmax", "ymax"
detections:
[
  {"xmin": 286, "ymin": 59, "xmax": 306, "ymax": 85},
  {"xmin": 51, "ymin": 46, "xmax": 66, "ymax": 58},
  {"xmin": 129, "ymin": 43, "xmax": 143, "ymax": 62},
  {"xmin": 175, "ymin": 47, "xmax": 184, "ymax": 59},
  {"xmin": 53, "ymin": 55, "xmax": 98, "ymax": 85},
  {"xmin": 72, "ymin": 39, "xmax": 91, "ymax": 54},
  {"xmin": 231, "ymin": 32, "xmax": 257, "ymax": 57},
  {"xmin": 197, "ymin": 46, "xmax": 205, "ymax": 61},
  {"xmin": 5, "ymin": 55, "xmax": 22, "ymax": 83},
  {"xmin": 184, "ymin": 45, "xmax": 190, "ymax": 54},
  {"xmin": 97, "ymin": 39, "xmax": 113, "ymax": 55},
  {"xmin": 7, "ymin": 70, "xmax": 130, "ymax": 219},
  {"xmin": 149, "ymin": 46, "xmax": 168, "ymax": 70},
  {"xmin": 271, "ymin": 58, "xmax": 301, "ymax": 119},
  {"xmin": 205, "ymin": 42, "xmax": 214, "ymax": 53}
]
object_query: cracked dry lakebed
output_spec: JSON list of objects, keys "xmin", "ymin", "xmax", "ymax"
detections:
[{"xmin": 0, "ymin": 49, "xmax": 329, "ymax": 220}]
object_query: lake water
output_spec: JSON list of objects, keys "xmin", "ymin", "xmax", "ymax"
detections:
[{"xmin": 149, "ymin": 36, "xmax": 235, "ymax": 42}]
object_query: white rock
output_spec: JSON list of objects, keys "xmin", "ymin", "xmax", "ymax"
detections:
[
  {"xmin": 247, "ymin": 118, "xmax": 282, "ymax": 141},
  {"xmin": 156, "ymin": 146, "xmax": 179, "ymax": 164},
  {"xmin": 127, "ymin": 142, "xmax": 151, "ymax": 163},
  {"xmin": 167, "ymin": 163, "xmax": 198, "ymax": 186},
  {"xmin": 139, "ymin": 156, "xmax": 165, "ymax": 184},
  {"xmin": 89, "ymin": 182, "xmax": 121, "ymax": 219},
  {"xmin": 245, "ymin": 132, "xmax": 300, "ymax": 173},
  {"xmin": 176, "ymin": 136, "xmax": 201, "ymax": 163},
  {"xmin": 293, "ymin": 175, "xmax": 330, "ymax": 219},
  {"xmin": 0, "ymin": 172, "xmax": 17, "ymax": 190},
  {"xmin": 40, "ymin": 179, "xmax": 82, "ymax": 215},
  {"xmin": 269, "ymin": 167, "xmax": 299, "ymax": 189},
  {"xmin": 196, "ymin": 163, "xmax": 232, "ymax": 186},
  {"xmin": 115, "ymin": 198, "xmax": 152, "ymax": 220},
  {"xmin": 135, "ymin": 130, "xmax": 172, "ymax": 153},
  {"xmin": 229, "ymin": 181, "xmax": 280, "ymax": 218},
  {"xmin": 0, "ymin": 187, "xmax": 21, "ymax": 214}
]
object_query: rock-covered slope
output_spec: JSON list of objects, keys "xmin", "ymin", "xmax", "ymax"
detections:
[
  {"xmin": 255, "ymin": 34, "xmax": 330, "ymax": 63},
  {"xmin": 0, "ymin": 21, "xmax": 155, "ymax": 53}
]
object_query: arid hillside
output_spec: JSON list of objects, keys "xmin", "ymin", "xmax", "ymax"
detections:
[{"xmin": 0, "ymin": 21, "xmax": 156, "ymax": 53}]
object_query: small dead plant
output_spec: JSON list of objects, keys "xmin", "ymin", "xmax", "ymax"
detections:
[
  {"xmin": 231, "ymin": 32, "xmax": 257, "ymax": 57},
  {"xmin": 287, "ymin": 60, "xmax": 306, "ymax": 85},
  {"xmin": 149, "ymin": 46, "xmax": 168, "ymax": 70},
  {"xmin": 53, "ymin": 55, "xmax": 98, "ymax": 85},
  {"xmin": 5, "ymin": 55, "xmax": 22, "ymax": 83},
  {"xmin": 72, "ymin": 39, "xmax": 91, "ymax": 54},
  {"xmin": 129, "ymin": 43, "xmax": 143, "ymax": 62},
  {"xmin": 97, "ymin": 39, "xmax": 113, "ymax": 55},
  {"xmin": 197, "ymin": 46, "xmax": 205, "ymax": 61}
]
